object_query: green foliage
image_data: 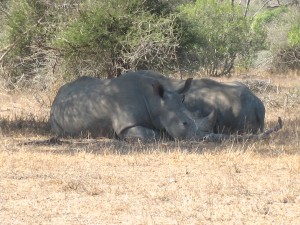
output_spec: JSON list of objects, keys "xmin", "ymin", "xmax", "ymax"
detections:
[
  {"xmin": 256, "ymin": 6, "xmax": 300, "ymax": 72},
  {"xmin": 1, "ymin": 0, "xmax": 58, "ymax": 83},
  {"xmin": 55, "ymin": 1, "xmax": 129, "ymax": 48},
  {"xmin": 251, "ymin": 7, "xmax": 288, "ymax": 32},
  {"xmin": 250, "ymin": 7, "xmax": 288, "ymax": 51},
  {"xmin": 288, "ymin": 24, "xmax": 300, "ymax": 47},
  {"xmin": 178, "ymin": 0, "xmax": 262, "ymax": 76},
  {"xmin": 6, "ymin": 0, "xmax": 31, "ymax": 37},
  {"xmin": 6, "ymin": 0, "xmax": 34, "ymax": 57},
  {"xmin": 53, "ymin": 1, "xmax": 131, "ymax": 77},
  {"xmin": 54, "ymin": 0, "xmax": 180, "ymax": 77},
  {"xmin": 1, "ymin": 0, "xmax": 298, "ymax": 88},
  {"xmin": 274, "ymin": 15, "xmax": 300, "ymax": 72}
]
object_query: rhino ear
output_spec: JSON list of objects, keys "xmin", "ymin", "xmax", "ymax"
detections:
[
  {"xmin": 178, "ymin": 78, "xmax": 193, "ymax": 94},
  {"xmin": 152, "ymin": 81, "xmax": 165, "ymax": 98}
]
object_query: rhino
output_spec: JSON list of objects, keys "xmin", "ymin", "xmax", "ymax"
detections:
[
  {"xmin": 124, "ymin": 70, "xmax": 265, "ymax": 135},
  {"xmin": 49, "ymin": 73, "xmax": 216, "ymax": 141}
]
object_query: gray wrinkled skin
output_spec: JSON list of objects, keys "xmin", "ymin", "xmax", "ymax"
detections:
[
  {"xmin": 127, "ymin": 70, "xmax": 265, "ymax": 134},
  {"xmin": 49, "ymin": 73, "xmax": 199, "ymax": 141}
]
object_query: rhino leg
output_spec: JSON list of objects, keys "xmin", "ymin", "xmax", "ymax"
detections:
[{"xmin": 119, "ymin": 126, "xmax": 162, "ymax": 142}]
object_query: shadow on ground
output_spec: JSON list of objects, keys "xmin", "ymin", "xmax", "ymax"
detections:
[
  {"xmin": 0, "ymin": 116, "xmax": 51, "ymax": 136},
  {"xmin": 1, "ymin": 116, "xmax": 298, "ymax": 155}
]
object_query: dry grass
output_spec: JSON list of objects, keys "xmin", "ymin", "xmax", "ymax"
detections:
[{"xmin": 0, "ymin": 73, "xmax": 299, "ymax": 224}]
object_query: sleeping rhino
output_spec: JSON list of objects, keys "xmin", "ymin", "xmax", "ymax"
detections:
[
  {"xmin": 125, "ymin": 70, "xmax": 265, "ymax": 135},
  {"xmin": 49, "ymin": 73, "xmax": 216, "ymax": 141}
]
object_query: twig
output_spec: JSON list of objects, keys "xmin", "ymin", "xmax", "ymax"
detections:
[{"xmin": 252, "ymin": 0, "xmax": 273, "ymax": 20}]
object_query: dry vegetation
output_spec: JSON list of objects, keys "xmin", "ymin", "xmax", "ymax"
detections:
[{"xmin": 0, "ymin": 73, "xmax": 300, "ymax": 224}]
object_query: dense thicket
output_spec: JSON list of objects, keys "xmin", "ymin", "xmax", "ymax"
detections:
[{"xmin": 0, "ymin": 0, "xmax": 299, "ymax": 88}]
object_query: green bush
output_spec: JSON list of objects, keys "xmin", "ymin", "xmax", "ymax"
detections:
[
  {"xmin": 53, "ymin": 1, "xmax": 126, "ymax": 78},
  {"xmin": 3, "ymin": 0, "xmax": 36, "ymax": 79},
  {"xmin": 288, "ymin": 24, "xmax": 300, "ymax": 47},
  {"xmin": 275, "ymin": 14, "xmax": 300, "ymax": 71},
  {"xmin": 251, "ymin": 7, "xmax": 288, "ymax": 34},
  {"xmin": 178, "ymin": 0, "xmax": 263, "ymax": 76},
  {"xmin": 0, "ymin": 0, "xmax": 181, "ymax": 84},
  {"xmin": 2, "ymin": 0, "xmax": 297, "ymax": 88},
  {"xmin": 256, "ymin": 6, "xmax": 300, "ymax": 72},
  {"xmin": 1, "ymin": 0, "xmax": 60, "ymax": 86},
  {"xmin": 54, "ymin": 0, "xmax": 179, "ymax": 78}
]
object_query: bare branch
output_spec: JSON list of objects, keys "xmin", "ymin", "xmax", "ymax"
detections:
[
  {"xmin": 252, "ymin": 0, "xmax": 273, "ymax": 19},
  {"xmin": 244, "ymin": 0, "xmax": 251, "ymax": 17}
]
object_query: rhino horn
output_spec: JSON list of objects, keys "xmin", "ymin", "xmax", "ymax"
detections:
[
  {"xmin": 196, "ymin": 109, "xmax": 217, "ymax": 133},
  {"xmin": 178, "ymin": 78, "xmax": 193, "ymax": 94}
]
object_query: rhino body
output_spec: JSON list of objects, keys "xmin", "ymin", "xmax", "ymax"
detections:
[
  {"xmin": 128, "ymin": 70, "xmax": 265, "ymax": 134},
  {"xmin": 49, "ymin": 73, "xmax": 204, "ymax": 141}
]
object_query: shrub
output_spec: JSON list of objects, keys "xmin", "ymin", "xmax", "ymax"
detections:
[
  {"xmin": 178, "ymin": 0, "xmax": 263, "ymax": 76},
  {"xmin": 54, "ymin": 0, "xmax": 180, "ymax": 78},
  {"xmin": 251, "ymin": 7, "xmax": 288, "ymax": 36},
  {"xmin": 288, "ymin": 24, "xmax": 300, "ymax": 47},
  {"xmin": 275, "ymin": 17, "xmax": 300, "ymax": 71},
  {"xmin": 258, "ymin": 6, "xmax": 300, "ymax": 72},
  {"xmin": 2, "ymin": 0, "xmax": 39, "ymax": 80},
  {"xmin": 0, "ymin": 0, "xmax": 61, "ymax": 88}
]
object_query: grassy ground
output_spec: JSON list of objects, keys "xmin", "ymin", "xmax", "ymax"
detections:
[{"xmin": 0, "ymin": 73, "xmax": 299, "ymax": 224}]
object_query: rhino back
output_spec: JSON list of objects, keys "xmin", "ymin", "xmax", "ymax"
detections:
[
  {"xmin": 186, "ymin": 79, "xmax": 265, "ymax": 133},
  {"xmin": 49, "ymin": 77, "xmax": 115, "ymax": 137},
  {"xmin": 50, "ymin": 75, "xmax": 164, "ymax": 138},
  {"xmin": 128, "ymin": 70, "xmax": 183, "ymax": 90}
]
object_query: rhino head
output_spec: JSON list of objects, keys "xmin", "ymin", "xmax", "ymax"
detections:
[{"xmin": 148, "ymin": 78, "xmax": 199, "ymax": 140}]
